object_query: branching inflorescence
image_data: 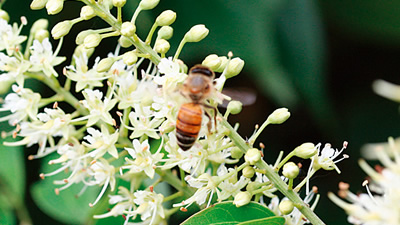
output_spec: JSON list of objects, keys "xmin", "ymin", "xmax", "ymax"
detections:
[{"xmin": 0, "ymin": 0, "xmax": 348, "ymax": 224}]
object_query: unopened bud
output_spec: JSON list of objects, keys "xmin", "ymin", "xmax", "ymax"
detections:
[
  {"xmin": 233, "ymin": 191, "xmax": 252, "ymax": 207},
  {"xmin": 157, "ymin": 26, "xmax": 173, "ymax": 40},
  {"xmin": 282, "ymin": 162, "xmax": 299, "ymax": 179},
  {"xmin": 267, "ymin": 108, "xmax": 290, "ymax": 124},
  {"xmin": 119, "ymin": 36, "xmax": 132, "ymax": 48},
  {"xmin": 112, "ymin": 0, "xmax": 126, "ymax": 7},
  {"xmin": 31, "ymin": 19, "xmax": 48, "ymax": 34},
  {"xmin": 97, "ymin": 58, "xmax": 115, "ymax": 72},
  {"xmin": 0, "ymin": 10, "xmax": 10, "ymax": 22},
  {"xmin": 154, "ymin": 39, "xmax": 170, "ymax": 54},
  {"xmin": 51, "ymin": 20, "xmax": 72, "ymax": 39},
  {"xmin": 46, "ymin": 0, "xmax": 64, "ymax": 15},
  {"xmin": 159, "ymin": 120, "xmax": 175, "ymax": 134},
  {"xmin": 227, "ymin": 100, "xmax": 242, "ymax": 115},
  {"xmin": 246, "ymin": 182, "xmax": 258, "ymax": 192},
  {"xmin": 76, "ymin": 30, "xmax": 96, "ymax": 45},
  {"xmin": 293, "ymin": 142, "xmax": 317, "ymax": 159},
  {"xmin": 122, "ymin": 51, "xmax": 138, "ymax": 66},
  {"xmin": 84, "ymin": 33, "xmax": 102, "ymax": 49},
  {"xmin": 80, "ymin": 6, "xmax": 95, "ymax": 20},
  {"xmin": 139, "ymin": 0, "xmax": 159, "ymax": 10},
  {"xmin": 225, "ymin": 57, "xmax": 245, "ymax": 78},
  {"xmin": 230, "ymin": 147, "xmax": 243, "ymax": 159},
  {"xmin": 184, "ymin": 24, "xmax": 209, "ymax": 43},
  {"xmin": 121, "ymin": 22, "xmax": 136, "ymax": 37},
  {"xmin": 215, "ymin": 56, "xmax": 228, "ymax": 73},
  {"xmin": 30, "ymin": 0, "xmax": 48, "ymax": 10},
  {"xmin": 278, "ymin": 199, "xmax": 294, "ymax": 215},
  {"xmin": 156, "ymin": 10, "xmax": 176, "ymax": 26},
  {"xmin": 202, "ymin": 54, "xmax": 221, "ymax": 71},
  {"xmin": 35, "ymin": 29, "xmax": 49, "ymax": 41},
  {"xmin": 242, "ymin": 166, "xmax": 255, "ymax": 178},
  {"xmin": 73, "ymin": 45, "xmax": 94, "ymax": 59},
  {"xmin": 244, "ymin": 148, "xmax": 261, "ymax": 165}
]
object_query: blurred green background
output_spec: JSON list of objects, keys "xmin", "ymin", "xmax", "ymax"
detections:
[{"xmin": 2, "ymin": 0, "xmax": 400, "ymax": 224}]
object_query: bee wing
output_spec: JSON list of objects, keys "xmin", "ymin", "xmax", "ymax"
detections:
[{"xmin": 219, "ymin": 87, "xmax": 257, "ymax": 108}]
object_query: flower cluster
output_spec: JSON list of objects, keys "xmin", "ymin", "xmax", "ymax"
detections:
[
  {"xmin": 329, "ymin": 137, "xmax": 400, "ymax": 225},
  {"xmin": 0, "ymin": 1, "xmax": 347, "ymax": 224}
]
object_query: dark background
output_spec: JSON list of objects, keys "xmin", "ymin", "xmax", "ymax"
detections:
[{"xmin": 3, "ymin": 0, "xmax": 400, "ymax": 224}]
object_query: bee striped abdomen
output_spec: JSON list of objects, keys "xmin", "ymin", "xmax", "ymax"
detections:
[{"xmin": 176, "ymin": 103, "xmax": 203, "ymax": 150}]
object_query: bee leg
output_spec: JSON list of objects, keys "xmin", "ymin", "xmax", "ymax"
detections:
[
  {"xmin": 203, "ymin": 104, "xmax": 217, "ymax": 133},
  {"xmin": 205, "ymin": 111, "xmax": 213, "ymax": 133}
]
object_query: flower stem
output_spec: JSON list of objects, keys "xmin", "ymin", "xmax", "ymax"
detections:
[{"xmin": 220, "ymin": 119, "xmax": 325, "ymax": 225}]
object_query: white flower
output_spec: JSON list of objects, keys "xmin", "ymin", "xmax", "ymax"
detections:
[
  {"xmin": 0, "ymin": 85, "xmax": 41, "ymax": 124},
  {"xmin": 312, "ymin": 141, "xmax": 348, "ymax": 173},
  {"xmin": 130, "ymin": 190, "xmax": 165, "ymax": 224},
  {"xmin": 6, "ymin": 107, "xmax": 73, "ymax": 158},
  {"xmin": 85, "ymin": 158, "xmax": 116, "ymax": 206},
  {"xmin": 0, "ymin": 53, "xmax": 30, "ymax": 85},
  {"xmin": 330, "ymin": 138, "xmax": 400, "ymax": 225},
  {"xmin": 122, "ymin": 139, "xmax": 164, "ymax": 179},
  {"xmin": 173, "ymin": 173, "xmax": 221, "ymax": 209},
  {"xmin": 217, "ymin": 165, "xmax": 249, "ymax": 201},
  {"xmin": 29, "ymin": 38, "xmax": 66, "ymax": 77},
  {"xmin": 80, "ymin": 89, "xmax": 117, "ymax": 126},
  {"xmin": 128, "ymin": 104, "xmax": 164, "ymax": 139},
  {"xmin": 65, "ymin": 54, "xmax": 107, "ymax": 92},
  {"xmin": 83, "ymin": 125, "xmax": 119, "ymax": 159},
  {"xmin": 155, "ymin": 57, "xmax": 187, "ymax": 94},
  {"xmin": 94, "ymin": 186, "xmax": 134, "ymax": 220},
  {"xmin": 0, "ymin": 19, "xmax": 27, "ymax": 55}
]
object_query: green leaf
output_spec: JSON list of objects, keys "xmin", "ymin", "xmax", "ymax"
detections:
[
  {"xmin": 181, "ymin": 201, "xmax": 278, "ymax": 225},
  {"xmin": 31, "ymin": 153, "xmax": 100, "ymax": 224},
  {"xmin": 0, "ymin": 137, "xmax": 25, "ymax": 197},
  {"xmin": 0, "ymin": 206, "xmax": 16, "ymax": 225},
  {"xmin": 238, "ymin": 216, "xmax": 285, "ymax": 225}
]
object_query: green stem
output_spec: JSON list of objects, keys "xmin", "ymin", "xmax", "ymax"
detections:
[
  {"xmin": 275, "ymin": 151, "xmax": 295, "ymax": 171},
  {"xmin": 220, "ymin": 119, "xmax": 325, "ymax": 225},
  {"xmin": 157, "ymin": 169, "xmax": 194, "ymax": 198},
  {"xmin": 248, "ymin": 118, "xmax": 270, "ymax": 146}
]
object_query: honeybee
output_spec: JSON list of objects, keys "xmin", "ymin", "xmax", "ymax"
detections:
[{"xmin": 176, "ymin": 65, "xmax": 216, "ymax": 150}]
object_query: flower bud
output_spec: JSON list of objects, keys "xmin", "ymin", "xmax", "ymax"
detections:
[
  {"xmin": 112, "ymin": 0, "xmax": 126, "ymax": 7},
  {"xmin": 121, "ymin": 22, "xmax": 136, "ymax": 37},
  {"xmin": 202, "ymin": 54, "xmax": 221, "ymax": 71},
  {"xmin": 122, "ymin": 51, "xmax": 138, "ymax": 66},
  {"xmin": 30, "ymin": 19, "xmax": 48, "ymax": 34},
  {"xmin": 233, "ymin": 191, "xmax": 252, "ymax": 207},
  {"xmin": 278, "ymin": 199, "xmax": 294, "ymax": 215},
  {"xmin": 154, "ymin": 39, "xmax": 170, "ymax": 54},
  {"xmin": 0, "ymin": 10, "xmax": 10, "ymax": 22},
  {"xmin": 97, "ymin": 58, "xmax": 115, "ymax": 72},
  {"xmin": 118, "ymin": 36, "xmax": 132, "ymax": 48},
  {"xmin": 139, "ymin": 0, "xmax": 159, "ymax": 10},
  {"xmin": 46, "ymin": 0, "xmax": 64, "ymax": 15},
  {"xmin": 227, "ymin": 100, "xmax": 242, "ymax": 115},
  {"xmin": 246, "ymin": 182, "xmax": 258, "ymax": 192},
  {"xmin": 156, "ymin": 10, "xmax": 176, "ymax": 26},
  {"xmin": 30, "ymin": 0, "xmax": 48, "ymax": 10},
  {"xmin": 76, "ymin": 30, "xmax": 96, "ymax": 45},
  {"xmin": 215, "ymin": 56, "xmax": 228, "ymax": 72},
  {"xmin": 177, "ymin": 59, "xmax": 188, "ymax": 73},
  {"xmin": 293, "ymin": 142, "xmax": 317, "ymax": 159},
  {"xmin": 267, "ymin": 108, "xmax": 290, "ymax": 124},
  {"xmin": 282, "ymin": 162, "xmax": 299, "ymax": 179},
  {"xmin": 80, "ymin": 6, "xmax": 95, "ymax": 20},
  {"xmin": 0, "ymin": 80, "xmax": 13, "ymax": 94},
  {"xmin": 244, "ymin": 148, "xmax": 261, "ymax": 165},
  {"xmin": 159, "ymin": 120, "xmax": 175, "ymax": 134},
  {"xmin": 51, "ymin": 20, "xmax": 72, "ymax": 39},
  {"xmin": 242, "ymin": 166, "xmax": 255, "ymax": 178},
  {"xmin": 230, "ymin": 147, "xmax": 243, "ymax": 159},
  {"xmin": 73, "ymin": 45, "xmax": 94, "ymax": 59},
  {"xmin": 184, "ymin": 24, "xmax": 209, "ymax": 43},
  {"xmin": 35, "ymin": 29, "xmax": 49, "ymax": 41},
  {"xmin": 84, "ymin": 33, "xmax": 102, "ymax": 49},
  {"xmin": 225, "ymin": 57, "xmax": 245, "ymax": 78},
  {"xmin": 157, "ymin": 26, "xmax": 173, "ymax": 40}
]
